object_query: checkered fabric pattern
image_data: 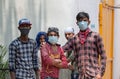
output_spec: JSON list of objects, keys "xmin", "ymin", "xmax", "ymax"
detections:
[
  {"xmin": 9, "ymin": 38, "xmax": 39, "ymax": 79},
  {"xmin": 63, "ymin": 31, "xmax": 107, "ymax": 78}
]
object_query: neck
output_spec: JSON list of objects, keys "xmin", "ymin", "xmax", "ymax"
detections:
[
  {"xmin": 51, "ymin": 45, "xmax": 57, "ymax": 52},
  {"xmin": 51, "ymin": 44, "xmax": 56, "ymax": 46},
  {"xmin": 19, "ymin": 36, "xmax": 29, "ymax": 42},
  {"xmin": 80, "ymin": 28, "xmax": 89, "ymax": 32}
]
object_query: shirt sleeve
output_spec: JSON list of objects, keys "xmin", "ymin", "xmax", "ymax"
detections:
[
  {"xmin": 9, "ymin": 43, "xmax": 16, "ymax": 72},
  {"xmin": 32, "ymin": 41, "xmax": 39, "ymax": 71},
  {"xmin": 96, "ymin": 34, "xmax": 107, "ymax": 76},
  {"xmin": 67, "ymin": 51, "xmax": 75, "ymax": 62},
  {"xmin": 40, "ymin": 44, "xmax": 54, "ymax": 66},
  {"xmin": 62, "ymin": 38, "xmax": 74, "ymax": 53},
  {"xmin": 60, "ymin": 48, "xmax": 68, "ymax": 68}
]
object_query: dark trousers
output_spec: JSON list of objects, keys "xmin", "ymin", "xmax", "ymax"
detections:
[{"xmin": 71, "ymin": 71, "xmax": 79, "ymax": 79}]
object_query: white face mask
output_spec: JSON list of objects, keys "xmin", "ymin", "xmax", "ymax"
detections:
[
  {"xmin": 78, "ymin": 21, "xmax": 88, "ymax": 31},
  {"xmin": 48, "ymin": 36, "xmax": 58, "ymax": 44}
]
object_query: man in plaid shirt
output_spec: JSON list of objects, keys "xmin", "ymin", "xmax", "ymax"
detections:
[
  {"xmin": 9, "ymin": 18, "xmax": 39, "ymax": 79},
  {"xmin": 63, "ymin": 12, "xmax": 107, "ymax": 79}
]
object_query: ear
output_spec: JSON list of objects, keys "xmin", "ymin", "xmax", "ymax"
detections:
[
  {"xmin": 29, "ymin": 26, "xmax": 31, "ymax": 30},
  {"xmin": 88, "ymin": 20, "xmax": 91, "ymax": 25},
  {"xmin": 18, "ymin": 26, "xmax": 20, "ymax": 30},
  {"xmin": 58, "ymin": 35, "xmax": 60, "ymax": 38},
  {"xmin": 76, "ymin": 21, "xmax": 79, "ymax": 26}
]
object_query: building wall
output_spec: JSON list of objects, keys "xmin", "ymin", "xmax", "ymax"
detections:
[
  {"xmin": 2, "ymin": 0, "xmax": 115, "ymax": 79},
  {"xmin": 113, "ymin": 0, "xmax": 120, "ymax": 79},
  {"xmin": 45, "ymin": 0, "xmax": 100, "ymax": 45},
  {"xmin": 0, "ymin": 0, "xmax": 100, "ymax": 46}
]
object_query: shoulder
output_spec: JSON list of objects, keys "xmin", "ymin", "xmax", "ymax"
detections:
[
  {"xmin": 89, "ymin": 32, "xmax": 103, "ymax": 43},
  {"xmin": 90, "ymin": 31, "xmax": 99, "ymax": 35},
  {"xmin": 9, "ymin": 38, "xmax": 19, "ymax": 46},
  {"xmin": 40, "ymin": 43, "xmax": 49, "ymax": 49},
  {"xmin": 28, "ymin": 38, "xmax": 37, "ymax": 46},
  {"xmin": 29, "ymin": 38, "xmax": 36, "ymax": 43},
  {"xmin": 89, "ymin": 31, "xmax": 101, "ymax": 38}
]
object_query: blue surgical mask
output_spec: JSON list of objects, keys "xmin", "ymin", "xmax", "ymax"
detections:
[
  {"xmin": 78, "ymin": 21, "xmax": 88, "ymax": 31},
  {"xmin": 48, "ymin": 36, "xmax": 58, "ymax": 44}
]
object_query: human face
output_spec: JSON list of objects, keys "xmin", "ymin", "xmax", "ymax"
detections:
[
  {"xmin": 18, "ymin": 24, "xmax": 31, "ymax": 36},
  {"xmin": 39, "ymin": 35, "xmax": 46, "ymax": 43},
  {"xmin": 77, "ymin": 17, "xmax": 90, "ymax": 31},
  {"xmin": 65, "ymin": 32, "xmax": 74, "ymax": 40},
  {"xmin": 48, "ymin": 32, "xmax": 59, "ymax": 45},
  {"xmin": 48, "ymin": 31, "xmax": 59, "ymax": 37}
]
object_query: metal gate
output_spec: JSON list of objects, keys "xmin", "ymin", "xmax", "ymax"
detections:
[{"xmin": 99, "ymin": 0, "xmax": 114, "ymax": 79}]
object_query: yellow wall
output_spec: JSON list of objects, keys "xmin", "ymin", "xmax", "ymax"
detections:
[{"xmin": 99, "ymin": 0, "xmax": 114, "ymax": 79}]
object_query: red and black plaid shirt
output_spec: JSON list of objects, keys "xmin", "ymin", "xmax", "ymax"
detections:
[{"xmin": 63, "ymin": 30, "xmax": 107, "ymax": 78}]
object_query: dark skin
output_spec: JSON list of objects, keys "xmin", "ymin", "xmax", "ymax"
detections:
[
  {"xmin": 18, "ymin": 24, "xmax": 31, "ymax": 42},
  {"xmin": 76, "ymin": 17, "xmax": 90, "ymax": 31},
  {"xmin": 10, "ymin": 24, "xmax": 40, "ymax": 79},
  {"xmin": 47, "ymin": 32, "xmax": 73, "ymax": 69},
  {"xmin": 76, "ymin": 17, "xmax": 101, "ymax": 79}
]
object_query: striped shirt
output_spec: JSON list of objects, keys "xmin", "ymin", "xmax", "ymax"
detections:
[
  {"xmin": 63, "ymin": 31, "xmax": 107, "ymax": 78},
  {"xmin": 9, "ymin": 38, "xmax": 39, "ymax": 79}
]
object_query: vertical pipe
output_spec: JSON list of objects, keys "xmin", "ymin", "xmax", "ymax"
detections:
[{"xmin": 99, "ymin": 2, "xmax": 103, "ymax": 35}]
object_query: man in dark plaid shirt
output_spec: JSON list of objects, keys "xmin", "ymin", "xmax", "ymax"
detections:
[
  {"xmin": 9, "ymin": 18, "xmax": 39, "ymax": 79},
  {"xmin": 63, "ymin": 12, "xmax": 107, "ymax": 79}
]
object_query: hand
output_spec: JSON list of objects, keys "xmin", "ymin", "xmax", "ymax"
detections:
[
  {"xmin": 53, "ymin": 59, "xmax": 63, "ymax": 68},
  {"xmin": 68, "ymin": 64, "xmax": 74, "ymax": 70},
  {"xmin": 52, "ymin": 59, "xmax": 61, "ymax": 66},
  {"xmin": 36, "ymin": 75, "xmax": 40, "ymax": 79},
  {"xmin": 67, "ymin": 59, "xmax": 71, "ymax": 63},
  {"xmin": 10, "ymin": 72, "xmax": 15, "ymax": 79},
  {"xmin": 54, "ymin": 63, "xmax": 63, "ymax": 68},
  {"xmin": 41, "ymin": 42, "xmax": 46, "ymax": 47},
  {"xmin": 95, "ymin": 74, "xmax": 101, "ymax": 79},
  {"xmin": 35, "ymin": 70, "xmax": 40, "ymax": 79},
  {"xmin": 54, "ymin": 59, "xmax": 62, "ymax": 63}
]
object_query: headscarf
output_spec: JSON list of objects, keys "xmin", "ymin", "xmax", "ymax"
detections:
[{"xmin": 36, "ymin": 32, "xmax": 48, "ymax": 48}]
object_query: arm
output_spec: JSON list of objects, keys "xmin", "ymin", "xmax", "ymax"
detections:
[
  {"xmin": 60, "ymin": 48, "xmax": 68, "ymax": 68},
  {"xmin": 32, "ymin": 42, "xmax": 40, "ymax": 79},
  {"xmin": 53, "ymin": 47, "xmax": 69, "ymax": 68},
  {"xmin": 62, "ymin": 38, "xmax": 74, "ymax": 53},
  {"xmin": 96, "ymin": 34, "xmax": 107, "ymax": 77},
  {"xmin": 35, "ymin": 70, "xmax": 40, "ymax": 79},
  {"xmin": 9, "ymin": 43, "xmax": 16, "ymax": 79},
  {"xmin": 40, "ymin": 44, "xmax": 61, "ymax": 66},
  {"xmin": 67, "ymin": 51, "xmax": 75, "ymax": 62}
]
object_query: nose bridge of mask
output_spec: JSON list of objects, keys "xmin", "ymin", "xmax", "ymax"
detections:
[
  {"xmin": 49, "ymin": 36, "xmax": 57, "ymax": 40},
  {"xmin": 78, "ymin": 21, "xmax": 88, "ymax": 31},
  {"xmin": 48, "ymin": 36, "xmax": 58, "ymax": 44},
  {"xmin": 81, "ymin": 21, "xmax": 86, "ymax": 24}
]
